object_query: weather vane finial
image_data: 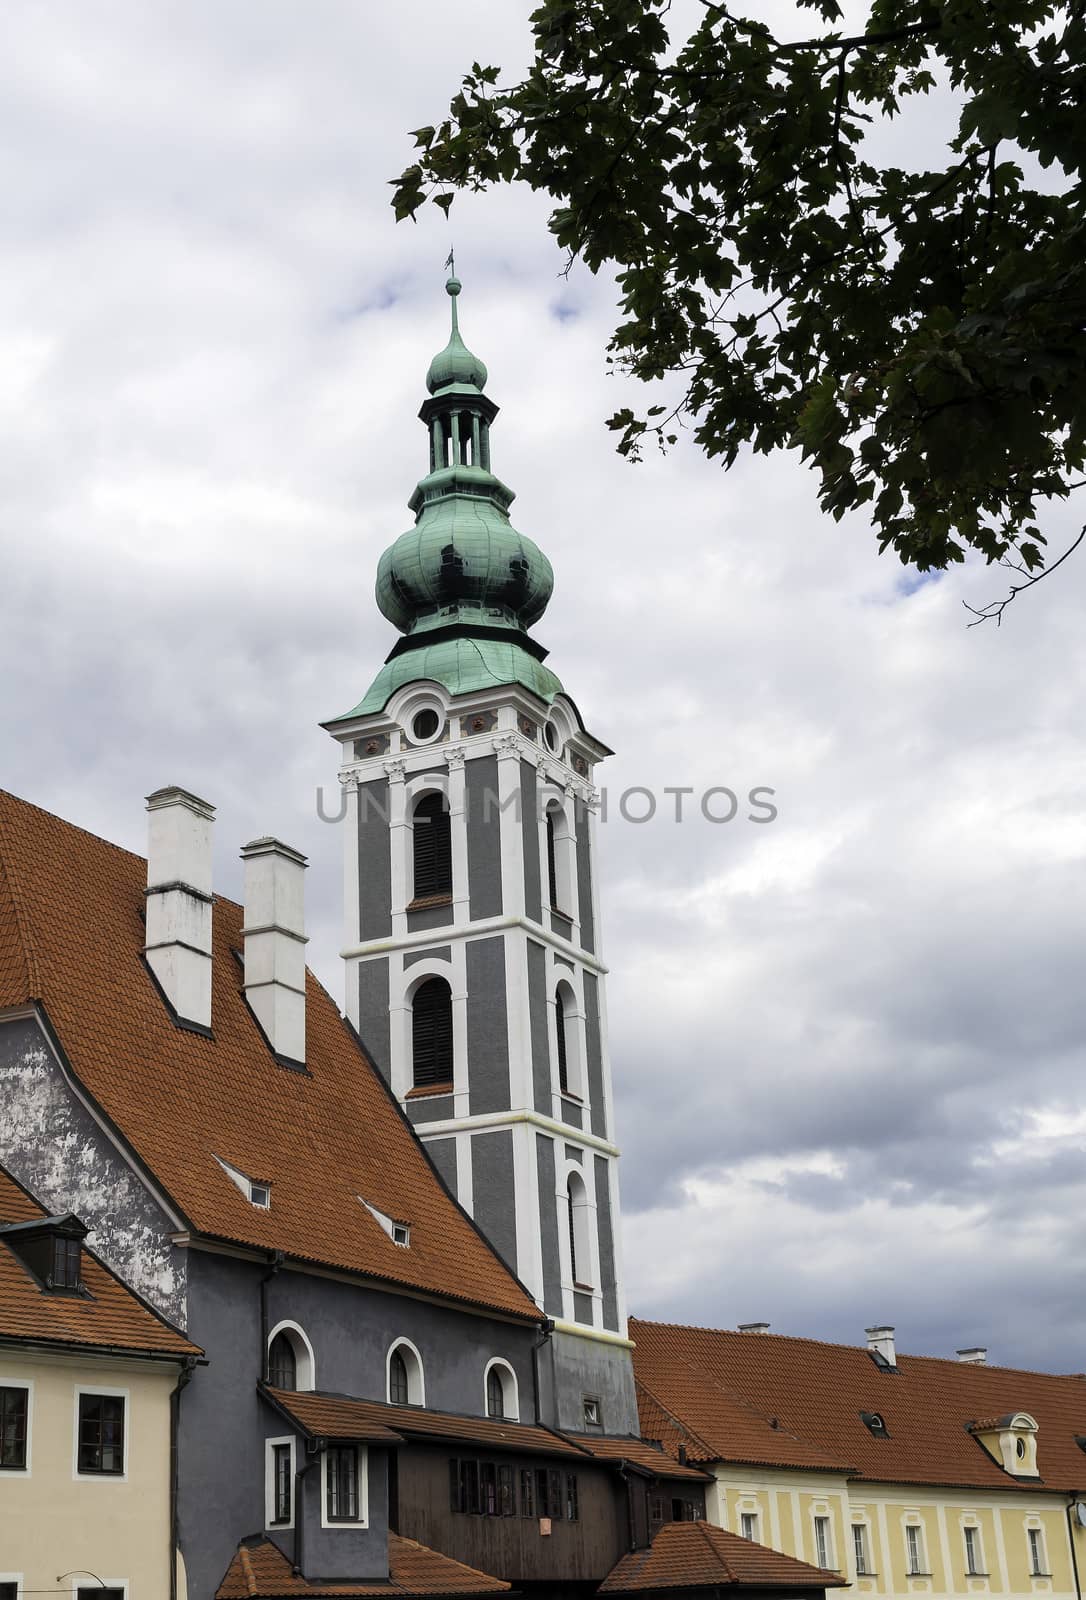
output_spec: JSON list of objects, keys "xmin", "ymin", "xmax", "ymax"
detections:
[{"xmin": 444, "ymin": 247, "xmax": 456, "ymax": 279}]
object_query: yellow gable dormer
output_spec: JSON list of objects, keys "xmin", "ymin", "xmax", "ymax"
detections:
[{"xmin": 968, "ymin": 1411, "xmax": 1040, "ymax": 1476}]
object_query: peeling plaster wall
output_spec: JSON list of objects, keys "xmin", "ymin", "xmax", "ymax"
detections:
[{"xmin": 0, "ymin": 1014, "xmax": 186, "ymax": 1325}]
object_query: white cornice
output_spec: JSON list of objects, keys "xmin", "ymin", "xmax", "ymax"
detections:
[
  {"xmin": 342, "ymin": 914, "xmax": 609, "ymax": 975},
  {"xmin": 416, "ymin": 1107, "xmax": 620, "ymax": 1158}
]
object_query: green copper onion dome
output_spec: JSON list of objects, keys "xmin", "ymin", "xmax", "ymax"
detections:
[
  {"xmin": 327, "ymin": 269, "xmax": 563, "ymax": 721},
  {"xmin": 425, "ymin": 276, "xmax": 488, "ymax": 394}
]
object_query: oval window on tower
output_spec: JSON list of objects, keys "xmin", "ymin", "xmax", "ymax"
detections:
[
  {"xmin": 544, "ymin": 721, "xmax": 559, "ymax": 752},
  {"xmin": 412, "ymin": 708, "xmax": 440, "ymax": 742}
]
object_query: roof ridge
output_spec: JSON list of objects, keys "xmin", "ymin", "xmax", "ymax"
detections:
[
  {"xmin": 632, "ymin": 1317, "xmax": 1086, "ymax": 1381},
  {"xmin": 238, "ymin": 1542, "xmax": 256, "ymax": 1597}
]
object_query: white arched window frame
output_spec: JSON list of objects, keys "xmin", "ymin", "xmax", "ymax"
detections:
[
  {"xmin": 542, "ymin": 793, "xmax": 577, "ymax": 921},
  {"xmin": 267, "ymin": 1319, "xmax": 316, "ymax": 1393},
  {"xmin": 483, "ymin": 1358, "xmax": 520, "ymax": 1421},
  {"xmin": 386, "ymin": 1337, "xmax": 425, "ymax": 1406},
  {"xmin": 406, "ymin": 967, "xmax": 456, "ymax": 1093},
  {"xmin": 562, "ymin": 1165, "xmax": 598, "ymax": 1295},
  {"xmin": 552, "ymin": 976, "xmax": 585, "ymax": 1099}
]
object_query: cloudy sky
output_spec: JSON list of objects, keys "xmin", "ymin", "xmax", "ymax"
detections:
[{"xmin": 4, "ymin": 1, "xmax": 1085, "ymax": 1373}]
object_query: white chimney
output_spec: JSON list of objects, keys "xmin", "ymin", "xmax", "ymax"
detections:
[
  {"xmin": 241, "ymin": 838, "xmax": 308, "ymax": 1065},
  {"xmin": 866, "ymin": 1325, "xmax": 897, "ymax": 1367},
  {"xmin": 957, "ymin": 1347, "xmax": 988, "ymax": 1365},
  {"xmin": 145, "ymin": 787, "xmax": 215, "ymax": 1030},
  {"xmin": 738, "ymin": 1322, "xmax": 771, "ymax": 1335}
]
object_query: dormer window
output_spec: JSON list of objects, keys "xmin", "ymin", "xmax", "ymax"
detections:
[
  {"xmin": 860, "ymin": 1410, "xmax": 890, "ymax": 1438},
  {"xmin": 361, "ymin": 1198, "xmax": 411, "ymax": 1249},
  {"xmin": 968, "ymin": 1411, "xmax": 1039, "ymax": 1476},
  {"xmin": 1, "ymin": 1214, "xmax": 88, "ymax": 1295},
  {"xmin": 392, "ymin": 1222, "xmax": 410, "ymax": 1248},
  {"xmin": 214, "ymin": 1155, "xmax": 271, "ymax": 1209}
]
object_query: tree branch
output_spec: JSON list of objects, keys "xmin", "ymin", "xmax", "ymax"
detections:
[{"xmin": 963, "ymin": 526, "xmax": 1085, "ymax": 627}]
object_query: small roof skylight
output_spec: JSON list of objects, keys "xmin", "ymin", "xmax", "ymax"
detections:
[
  {"xmin": 215, "ymin": 1155, "xmax": 272, "ymax": 1209},
  {"xmin": 360, "ymin": 1197, "xmax": 410, "ymax": 1248}
]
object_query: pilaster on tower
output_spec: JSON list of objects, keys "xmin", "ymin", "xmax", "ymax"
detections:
[{"xmin": 323, "ymin": 272, "xmax": 636, "ymax": 1435}]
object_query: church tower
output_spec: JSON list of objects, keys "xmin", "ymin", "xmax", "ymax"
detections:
[{"xmin": 324, "ymin": 274, "xmax": 636, "ymax": 1433}]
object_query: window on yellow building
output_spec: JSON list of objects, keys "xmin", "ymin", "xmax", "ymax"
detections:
[
  {"xmin": 964, "ymin": 1525, "xmax": 985, "ymax": 1575},
  {"xmin": 906, "ymin": 1524, "xmax": 927, "ymax": 1575},
  {"xmin": 815, "ymin": 1516, "xmax": 833, "ymax": 1568},
  {"xmin": 852, "ymin": 1524, "xmax": 871, "ymax": 1575},
  {"xmin": 1028, "ymin": 1528, "xmax": 1049, "ymax": 1577},
  {"xmin": 741, "ymin": 1512, "xmax": 758, "ymax": 1541}
]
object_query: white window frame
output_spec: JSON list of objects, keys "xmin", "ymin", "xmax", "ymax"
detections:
[
  {"xmin": 266, "ymin": 1320, "xmax": 316, "ymax": 1392},
  {"xmin": 73, "ymin": 1384, "xmax": 129, "ymax": 1483},
  {"xmin": 265, "ymin": 1434, "xmax": 296, "ymax": 1530},
  {"xmin": 386, "ymin": 1338, "xmax": 425, "ymax": 1406},
  {"xmin": 964, "ymin": 1523, "xmax": 984, "ymax": 1576},
  {"xmin": 1028, "ymin": 1526, "xmax": 1048, "ymax": 1577},
  {"xmin": 0, "ymin": 1576, "xmax": 24, "ymax": 1600},
  {"xmin": 0, "ymin": 1375, "xmax": 33, "ymax": 1476},
  {"xmin": 852, "ymin": 1522, "xmax": 871, "ymax": 1576},
  {"xmin": 320, "ymin": 1442, "xmax": 369, "ymax": 1529},
  {"xmin": 814, "ymin": 1513, "xmax": 834, "ymax": 1569},
  {"xmin": 741, "ymin": 1511, "xmax": 758, "ymax": 1541},
  {"xmin": 483, "ymin": 1358, "xmax": 520, "ymax": 1421},
  {"xmin": 905, "ymin": 1523, "xmax": 926, "ymax": 1576}
]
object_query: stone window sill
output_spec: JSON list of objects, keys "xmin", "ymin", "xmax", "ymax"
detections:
[
  {"xmin": 406, "ymin": 1083, "xmax": 453, "ymax": 1099},
  {"xmin": 407, "ymin": 893, "xmax": 453, "ymax": 911}
]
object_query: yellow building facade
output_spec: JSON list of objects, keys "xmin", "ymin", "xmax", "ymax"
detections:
[
  {"xmin": 0, "ymin": 1350, "xmax": 185, "ymax": 1599},
  {"xmin": 0, "ymin": 1165, "xmax": 201, "ymax": 1600},
  {"xmin": 631, "ymin": 1319, "xmax": 1086, "ymax": 1600}
]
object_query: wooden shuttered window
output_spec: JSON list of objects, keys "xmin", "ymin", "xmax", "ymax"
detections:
[
  {"xmin": 413, "ymin": 792, "xmax": 452, "ymax": 900},
  {"xmin": 412, "ymin": 978, "xmax": 454, "ymax": 1088}
]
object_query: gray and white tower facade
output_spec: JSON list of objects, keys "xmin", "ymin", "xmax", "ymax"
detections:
[{"xmin": 324, "ymin": 275, "xmax": 635, "ymax": 1432}]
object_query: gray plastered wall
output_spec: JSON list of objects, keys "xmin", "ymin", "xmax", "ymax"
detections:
[
  {"xmin": 535, "ymin": 1131, "xmax": 563, "ymax": 1318},
  {"xmin": 465, "ymin": 937, "xmax": 510, "ymax": 1114},
  {"xmin": 465, "ymin": 754, "xmax": 503, "ymax": 921},
  {"xmin": 0, "ymin": 1013, "xmax": 186, "ymax": 1324},
  {"xmin": 422, "ymin": 1135, "xmax": 457, "ymax": 1197},
  {"xmin": 357, "ymin": 958, "xmax": 391, "ymax": 1084},
  {"xmin": 575, "ymin": 798, "xmax": 595, "ymax": 954},
  {"xmin": 470, "ymin": 1128, "xmax": 517, "ymax": 1275},
  {"xmin": 520, "ymin": 760, "xmax": 542, "ymax": 921},
  {"xmin": 357, "ymin": 779, "xmax": 393, "ymax": 940},
  {"xmin": 593, "ymin": 1153, "xmax": 619, "ymax": 1332},
  {"xmin": 537, "ymin": 1328, "xmax": 638, "ymax": 1436},
  {"xmin": 583, "ymin": 972, "xmax": 606, "ymax": 1139},
  {"xmin": 527, "ymin": 938, "xmax": 551, "ymax": 1115}
]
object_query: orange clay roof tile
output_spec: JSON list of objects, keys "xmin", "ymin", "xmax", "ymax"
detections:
[
  {"xmin": 216, "ymin": 1531, "xmax": 510, "ymax": 1597},
  {"xmin": 560, "ymin": 1432, "xmax": 711, "ymax": 1481},
  {"xmin": 599, "ymin": 1521, "xmax": 848, "ymax": 1592},
  {"xmin": 0, "ymin": 789, "xmax": 538, "ymax": 1324},
  {"xmin": 0, "ymin": 1165, "xmax": 201, "ymax": 1358},
  {"xmin": 630, "ymin": 1318, "xmax": 1086, "ymax": 1493},
  {"xmin": 262, "ymin": 1387, "xmax": 587, "ymax": 1458}
]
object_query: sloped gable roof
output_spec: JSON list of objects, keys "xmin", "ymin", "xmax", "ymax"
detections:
[
  {"xmin": 631, "ymin": 1318, "xmax": 1086, "ymax": 1492},
  {"xmin": 0, "ymin": 1165, "xmax": 201, "ymax": 1359},
  {"xmin": 0, "ymin": 788, "xmax": 537, "ymax": 1323},
  {"xmin": 599, "ymin": 1521, "xmax": 847, "ymax": 1592},
  {"xmin": 216, "ymin": 1531, "xmax": 511, "ymax": 1597}
]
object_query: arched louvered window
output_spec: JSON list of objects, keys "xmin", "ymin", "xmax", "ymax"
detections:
[
  {"xmin": 389, "ymin": 1350, "xmax": 410, "ymax": 1406},
  {"xmin": 413, "ymin": 792, "xmax": 452, "ymax": 900},
  {"xmin": 546, "ymin": 807, "xmax": 559, "ymax": 908},
  {"xmin": 555, "ymin": 988, "xmax": 569, "ymax": 1094},
  {"xmin": 412, "ymin": 977, "xmax": 454, "ymax": 1089},
  {"xmin": 268, "ymin": 1331, "xmax": 297, "ymax": 1391},
  {"xmin": 486, "ymin": 1366, "xmax": 505, "ymax": 1419}
]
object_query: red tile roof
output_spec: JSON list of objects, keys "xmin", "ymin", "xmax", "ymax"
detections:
[
  {"xmin": 561, "ymin": 1432, "xmax": 711, "ymax": 1481},
  {"xmin": 261, "ymin": 1388, "xmax": 404, "ymax": 1442},
  {"xmin": 0, "ymin": 1165, "xmax": 201, "ymax": 1359},
  {"xmin": 631, "ymin": 1318, "xmax": 1086, "ymax": 1493},
  {"xmin": 262, "ymin": 1386, "xmax": 587, "ymax": 1458},
  {"xmin": 0, "ymin": 789, "xmax": 538, "ymax": 1323},
  {"xmin": 216, "ymin": 1532, "xmax": 510, "ymax": 1597},
  {"xmin": 599, "ymin": 1522, "xmax": 847, "ymax": 1592}
]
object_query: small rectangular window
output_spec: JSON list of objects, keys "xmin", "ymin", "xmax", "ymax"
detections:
[
  {"xmin": 78, "ymin": 1392, "xmax": 125, "ymax": 1475},
  {"xmin": 0, "ymin": 1583, "xmax": 18, "ymax": 1600},
  {"xmin": 906, "ymin": 1524, "xmax": 925, "ymax": 1575},
  {"xmin": 272, "ymin": 1443, "xmax": 292, "ymax": 1525},
  {"xmin": 0, "ymin": 1386, "xmax": 29, "ymax": 1470},
  {"xmin": 327, "ymin": 1445, "xmax": 359, "ymax": 1522},
  {"xmin": 499, "ymin": 1462, "xmax": 516, "ymax": 1516},
  {"xmin": 852, "ymin": 1524, "xmax": 870, "ymax": 1576},
  {"xmin": 1029, "ymin": 1528, "xmax": 1047, "ymax": 1576},
  {"xmin": 249, "ymin": 1182, "xmax": 271, "ymax": 1209},
  {"xmin": 450, "ymin": 1458, "xmax": 462, "ymax": 1512},
  {"xmin": 481, "ymin": 1461, "xmax": 498, "ymax": 1516},
  {"xmin": 741, "ymin": 1512, "xmax": 758, "ymax": 1541},
  {"xmin": 52, "ymin": 1235, "xmax": 82, "ymax": 1288},
  {"xmin": 650, "ymin": 1494, "xmax": 666, "ymax": 1525},
  {"xmin": 392, "ymin": 1222, "xmax": 410, "ymax": 1247},
  {"xmin": 583, "ymin": 1395, "xmax": 602, "ymax": 1429},
  {"xmin": 566, "ymin": 1473, "xmax": 579, "ymax": 1522},
  {"xmin": 965, "ymin": 1526, "xmax": 983, "ymax": 1575},
  {"xmin": 815, "ymin": 1515, "xmax": 833, "ymax": 1568},
  {"xmin": 536, "ymin": 1467, "xmax": 551, "ymax": 1517},
  {"xmin": 77, "ymin": 1591, "xmax": 124, "ymax": 1600},
  {"xmin": 548, "ymin": 1468, "xmax": 563, "ymax": 1520},
  {"xmin": 520, "ymin": 1467, "xmax": 536, "ymax": 1517}
]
